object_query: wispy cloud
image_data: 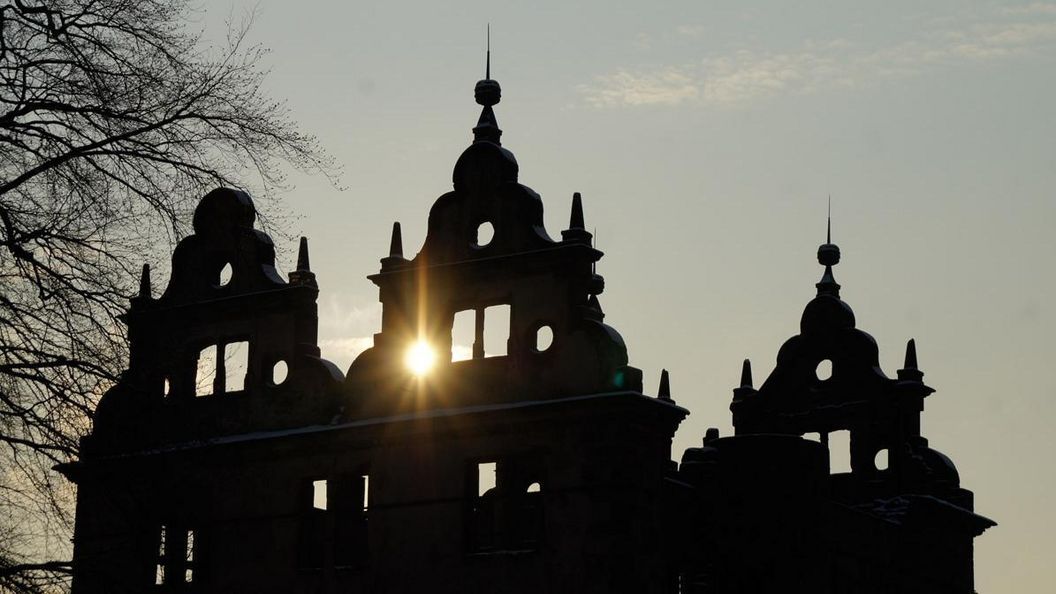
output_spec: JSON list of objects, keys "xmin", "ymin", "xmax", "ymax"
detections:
[
  {"xmin": 1002, "ymin": 2, "xmax": 1056, "ymax": 16},
  {"xmin": 584, "ymin": 68, "xmax": 700, "ymax": 107},
  {"xmin": 580, "ymin": 14, "xmax": 1056, "ymax": 109}
]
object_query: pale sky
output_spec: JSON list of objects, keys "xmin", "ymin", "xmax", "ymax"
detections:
[{"xmin": 202, "ymin": 1, "xmax": 1055, "ymax": 591}]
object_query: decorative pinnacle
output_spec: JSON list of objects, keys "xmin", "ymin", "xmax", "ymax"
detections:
[
  {"xmin": 739, "ymin": 359, "xmax": 753, "ymax": 389},
  {"xmin": 732, "ymin": 358, "xmax": 756, "ymax": 401},
  {"xmin": 296, "ymin": 237, "xmax": 311, "ymax": 272},
  {"xmin": 389, "ymin": 222, "xmax": 404, "ymax": 258},
  {"xmin": 904, "ymin": 338, "xmax": 918, "ymax": 369},
  {"xmin": 570, "ymin": 192, "xmax": 585, "ymax": 229},
  {"xmin": 658, "ymin": 369, "xmax": 672, "ymax": 400},
  {"xmin": 562, "ymin": 192, "xmax": 593, "ymax": 243},
  {"xmin": 816, "ymin": 199, "xmax": 841, "ymax": 297},
  {"xmin": 472, "ymin": 26, "xmax": 502, "ymax": 144},
  {"xmin": 704, "ymin": 427, "xmax": 720, "ymax": 443},
  {"xmin": 289, "ymin": 237, "xmax": 317, "ymax": 286},
  {"xmin": 898, "ymin": 338, "xmax": 926, "ymax": 382},
  {"xmin": 138, "ymin": 263, "xmax": 151, "ymax": 299}
]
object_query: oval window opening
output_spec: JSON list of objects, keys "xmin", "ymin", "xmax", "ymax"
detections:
[
  {"xmin": 475, "ymin": 222, "xmax": 494, "ymax": 247},
  {"xmin": 815, "ymin": 359, "xmax": 832, "ymax": 381},
  {"xmin": 272, "ymin": 360, "xmax": 289, "ymax": 385},
  {"xmin": 534, "ymin": 325, "xmax": 554, "ymax": 352},
  {"xmin": 163, "ymin": 378, "xmax": 171, "ymax": 397},
  {"xmin": 218, "ymin": 263, "xmax": 233, "ymax": 287},
  {"xmin": 527, "ymin": 482, "xmax": 541, "ymax": 493},
  {"xmin": 874, "ymin": 448, "xmax": 889, "ymax": 471}
]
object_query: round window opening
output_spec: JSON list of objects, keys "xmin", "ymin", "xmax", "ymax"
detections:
[
  {"xmin": 874, "ymin": 448, "xmax": 889, "ymax": 471},
  {"xmin": 218, "ymin": 262, "xmax": 233, "ymax": 287},
  {"xmin": 815, "ymin": 359, "xmax": 832, "ymax": 381},
  {"xmin": 475, "ymin": 222, "xmax": 495, "ymax": 247},
  {"xmin": 534, "ymin": 325, "xmax": 554, "ymax": 352},
  {"xmin": 272, "ymin": 360, "xmax": 289, "ymax": 385}
]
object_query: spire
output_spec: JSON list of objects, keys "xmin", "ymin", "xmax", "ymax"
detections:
[
  {"xmin": 296, "ymin": 236, "xmax": 311, "ymax": 272},
  {"xmin": 732, "ymin": 358, "xmax": 756, "ymax": 401},
  {"xmin": 138, "ymin": 263, "xmax": 151, "ymax": 299},
  {"xmin": 658, "ymin": 369, "xmax": 672, "ymax": 401},
  {"xmin": 389, "ymin": 222, "xmax": 404, "ymax": 258},
  {"xmin": 816, "ymin": 198, "xmax": 841, "ymax": 297},
  {"xmin": 473, "ymin": 26, "xmax": 502, "ymax": 145}
]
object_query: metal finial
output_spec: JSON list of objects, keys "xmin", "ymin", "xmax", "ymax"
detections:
[
  {"xmin": 486, "ymin": 24, "xmax": 491, "ymax": 80},
  {"xmin": 816, "ymin": 198, "xmax": 841, "ymax": 296},
  {"xmin": 827, "ymin": 195, "xmax": 831, "ymax": 244}
]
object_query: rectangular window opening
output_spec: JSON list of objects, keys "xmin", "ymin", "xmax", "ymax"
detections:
[
  {"xmin": 195, "ymin": 346, "xmax": 217, "ymax": 397},
  {"xmin": 362, "ymin": 474, "xmax": 370, "ymax": 511},
  {"xmin": 828, "ymin": 430, "xmax": 852, "ymax": 474},
  {"xmin": 312, "ymin": 479, "xmax": 328, "ymax": 511},
  {"xmin": 224, "ymin": 341, "xmax": 249, "ymax": 392},
  {"xmin": 155, "ymin": 525, "xmax": 166, "ymax": 585},
  {"xmin": 483, "ymin": 304, "xmax": 511, "ymax": 357},
  {"xmin": 184, "ymin": 529, "xmax": 195, "ymax": 583},
  {"xmin": 477, "ymin": 462, "xmax": 497, "ymax": 497},
  {"xmin": 452, "ymin": 309, "xmax": 475, "ymax": 361}
]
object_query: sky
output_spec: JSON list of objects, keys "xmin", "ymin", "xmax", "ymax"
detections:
[{"xmin": 199, "ymin": 1, "xmax": 1056, "ymax": 591}]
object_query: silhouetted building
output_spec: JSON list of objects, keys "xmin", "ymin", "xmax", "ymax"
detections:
[{"xmin": 60, "ymin": 68, "xmax": 993, "ymax": 594}]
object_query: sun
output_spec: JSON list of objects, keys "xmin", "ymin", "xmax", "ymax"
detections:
[{"xmin": 405, "ymin": 341, "xmax": 437, "ymax": 376}]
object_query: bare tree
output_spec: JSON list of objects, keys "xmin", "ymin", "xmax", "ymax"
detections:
[{"xmin": 0, "ymin": 1, "xmax": 335, "ymax": 590}]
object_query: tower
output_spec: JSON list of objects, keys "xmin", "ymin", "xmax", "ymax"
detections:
[{"xmin": 676, "ymin": 224, "xmax": 994, "ymax": 593}]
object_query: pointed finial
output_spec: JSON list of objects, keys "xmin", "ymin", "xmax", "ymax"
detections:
[
  {"xmin": 138, "ymin": 263, "xmax": 151, "ymax": 299},
  {"xmin": 739, "ymin": 359, "xmax": 753, "ymax": 389},
  {"xmin": 732, "ymin": 358, "xmax": 756, "ymax": 402},
  {"xmin": 472, "ymin": 26, "xmax": 502, "ymax": 144},
  {"xmin": 570, "ymin": 192, "xmax": 585, "ymax": 229},
  {"xmin": 658, "ymin": 369, "xmax": 672, "ymax": 401},
  {"xmin": 562, "ymin": 192, "xmax": 593, "ymax": 244},
  {"xmin": 897, "ymin": 338, "xmax": 928, "ymax": 384},
  {"xmin": 289, "ymin": 237, "xmax": 317, "ymax": 286},
  {"xmin": 296, "ymin": 237, "xmax": 311, "ymax": 272},
  {"xmin": 827, "ymin": 195, "xmax": 832, "ymax": 244},
  {"xmin": 816, "ymin": 199, "xmax": 841, "ymax": 297},
  {"xmin": 389, "ymin": 222, "xmax": 404, "ymax": 258}
]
